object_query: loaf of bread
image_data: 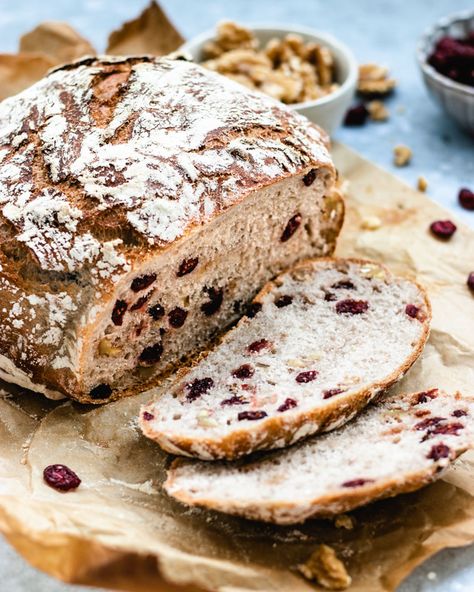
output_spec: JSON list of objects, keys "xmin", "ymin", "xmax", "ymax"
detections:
[
  {"xmin": 0, "ymin": 56, "xmax": 343, "ymax": 403},
  {"xmin": 165, "ymin": 389, "xmax": 474, "ymax": 523},
  {"xmin": 140, "ymin": 258, "xmax": 431, "ymax": 459}
]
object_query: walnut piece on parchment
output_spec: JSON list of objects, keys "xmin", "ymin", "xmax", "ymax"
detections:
[{"xmin": 297, "ymin": 544, "xmax": 352, "ymax": 590}]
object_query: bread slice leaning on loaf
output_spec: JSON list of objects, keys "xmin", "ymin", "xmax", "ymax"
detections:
[
  {"xmin": 165, "ymin": 389, "xmax": 474, "ymax": 524},
  {"xmin": 0, "ymin": 55, "xmax": 342, "ymax": 403},
  {"xmin": 140, "ymin": 258, "xmax": 431, "ymax": 459}
]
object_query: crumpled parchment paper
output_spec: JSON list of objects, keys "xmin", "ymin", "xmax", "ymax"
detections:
[{"xmin": 0, "ymin": 4, "xmax": 473, "ymax": 592}]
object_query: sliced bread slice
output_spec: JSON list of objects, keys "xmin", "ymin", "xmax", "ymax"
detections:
[
  {"xmin": 140, "ymin": 258, "xmax": 431, "ymax": 460},
  {"xmin": 165, "ymin": 389, "xmax": 474, "ymax": 524}
]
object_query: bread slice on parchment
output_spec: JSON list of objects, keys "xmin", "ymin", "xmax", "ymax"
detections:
[
  {"xmin": 165, "ymin": 389, "xmax": 474, "ymax": 524},
  {"xmin": 0, "ymin": 55, "xmax": 342, "ymax": 403},
  {"xmin": 140, "ymin": 258, "xmax": 431, "ymax": 460}
]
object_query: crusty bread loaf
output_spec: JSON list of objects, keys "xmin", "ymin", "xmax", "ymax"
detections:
[
  {"xmin": 140, "ymin": 258, "xmax": 431, "ymax": 459},
  {"xmin": 0, "ymin": 55, "xmax": 342, "ymax": 403},
  {"xmin": 165, "ymin": 389, "xmax": 474, "ymax": 523}
]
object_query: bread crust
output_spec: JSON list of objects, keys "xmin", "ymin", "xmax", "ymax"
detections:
[
  {"xmin": 164, "ymin": 391, "xmax": 474, "ymax": 524},
  {"xmin": 166, "ymin": 451, "xmax": 467, "ymax": 524},
  {"xmin": 0, "ymin": 55, "xmax": 336, "ymax": 401},
  {"xmin": 141, "ymin": 257, "xmax": 431, "ymax": 459}
]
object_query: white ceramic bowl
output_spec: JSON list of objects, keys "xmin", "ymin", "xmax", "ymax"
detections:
[
  {"xmin": 417, "ymin": 10, "xmax": 474, "ymax": 135},
  {"xmin": 180, "ymin": 25, "xmax": 358, "ymax": 135}
]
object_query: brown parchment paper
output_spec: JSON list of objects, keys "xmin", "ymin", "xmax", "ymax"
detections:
[
  {"xmin": 0, "ymin": 5, "xmax": 474, "ymax": 592},
  {"xmin": 0, "ymin": 142, "xmax": 473, "ymax": 592}
]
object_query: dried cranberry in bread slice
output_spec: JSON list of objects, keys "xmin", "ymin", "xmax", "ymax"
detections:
[
  {"xmin": 140, "ymin": 258, "xmax": 431, "ymax": 459},
  {"xmin": 0, "ymin": 55, "xmax": 342, "ymax": 403},
  {"xmin": 165, "ymin": 390, "xmax": 474, "ymax": 524}
]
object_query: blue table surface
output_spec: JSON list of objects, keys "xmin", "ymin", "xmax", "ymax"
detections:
[{"xmin": 0, "ymin": 1, "xmax": 472, "ymax": 591}]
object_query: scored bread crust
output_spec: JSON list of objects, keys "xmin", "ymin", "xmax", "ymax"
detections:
[
  {"xmin": 164, "ymin": 390, "xmax": 474, "ymax": 524},
  {"xmin": 0, "ymin": 55, "xmax": 338, "ymax": 402},
  {"xmin": 141, "ymin": 257, "xmax": 431, "ymax": 459}
]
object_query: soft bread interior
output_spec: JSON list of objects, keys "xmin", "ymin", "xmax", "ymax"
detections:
[{"xmin": 82, "ymin": 168, "xmax": 340, "ymax": 400}]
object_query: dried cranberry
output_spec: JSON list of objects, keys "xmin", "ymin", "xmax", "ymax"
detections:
[
  {"xmin": 111, "ymin": 299, "xmax": 127, "ymax": 326},
  {"xmin": 281, "ymin": 213, "xmax": 302, "ymax": 242},
  {"xmin": 324, "ymin": 292, "xmax": 337, "ymax": 302},
  {"xmin": 232, "ymin": 364, "xmax": 255, "ymax": 379},
  {"xmin": 332, "ymin": 280, "xmax": 355, "ymax": 290},
  {"xmin": 342, "ymin": 478, "xmax": 374, "ymax": 488},
  {"xmin": 43, "ymin": 464, "xmax": 81, "ymax": 492},
  {"xmin": 130, "ymin": 294, "xmax": 150, "ymax": 311},
  {"xmin": 131, "ymin": 273, "xmax": 156, "ymax": 292},
  {"xmin": 459, "ymin": 188, "xmax": 474, "ymax": 210},
  {"xmin": 89, "ymin": 383, "xmax": 112, "ymax": 399},
  {"xmin": 139, "ymin": 342, "xmax": 163, "ymax": 365},
  {"xmin": 221, "ymin": 395, "xmax": 248, "ymax": 406},
  {"xmin": 405, "ymin": 304, "xmax": 420, "ymax": 319},
  {"xmin": 452, "ymin": 409, "xmax": 468, "ymax": 417},
  {"xmin": 247, "ymin": 339, "xmax": 271, "ymax": 354},
  {"xmin": 415, "ymin": 416, "xmax": 445, "ymax": 430},
  {"xmin": 303, "ymin": 168, "xmax": 317, "ymax": 186},
  {"xmin": 467, "ymin": 272, "xmax": 474, "ymax": 293},
  {"xmin": 344, "ymin": 104, "xmax": 369, "ymax": 126},
  {"xmin": 430, "ymin": 220, "xmax": 457, "ymax": 239},
  {"xmin": 246, "ymin": 302, "xmax": 262, "ymax": 318},
  {"xmin": 277, "ymin": 398, "xmax": 298, "ymax": 412},
  {"xmin": 186, "ymin": 377, "xmax": 214, "ymax": 402},
  {"xmin": 427, "ymin": 443, "xmax": 451, "ymax": 461},
  {"xmin": 142, "ymin": 411, "xmax": 154, "ymax": 421},
  {"xmin": 275, "ymin": 295, "xmax": 293, "ymax": 308},
  {"xmin": 295, "ymin": 370, "xmax": 318, "ymax": 383},
  {"xmin": 323, "ymin": 388, "xmax": 345, "ymax": 399},
  {"xmin": 238, "ymin": 410, "xmax": 267, "ymax": 421},
  {"xmin": 148, "ymin": 303, "xmax": 165, "ymax": 320},
  {"xmin": 201, "ymin": 287, "xmax": 223, "ymax": 316},
  {"xmin": 430, "ymin": 422, "xmax": 464, "ymax": 436},
  {"xmin": 169, "ymin": 307, "xmax": 188, "ymax": 328},
  {"xmin": 414, "ymin": 389, "xmax": 438, "ymax": 404},
  {"xmin": 177, "ymin": 257, "xmax": 199, "ymax": 277},
  {"xmin": 336, "ymin": 299, "xmax": 369, "ymax": 315}
]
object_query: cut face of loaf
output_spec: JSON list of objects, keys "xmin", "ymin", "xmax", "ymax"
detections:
[
  {"xmin": 0, "ymin": 55, "xmax": 340, "ymax": 402},
  {"xmin": 84, "ymin": 172, "xmax": 340, "ymax": 401},
  {"xmin": 165, "ymin": 389, "xmax": 474, "ymax": 524},
  {"xmin": 140, "ymin": 258, "xmax": 431, "ymax": 459}
]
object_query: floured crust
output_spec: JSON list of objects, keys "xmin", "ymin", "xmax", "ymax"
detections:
[
  {"xmin": 0, "ymin": 55, "xmax": 334, "ymax": 399},
  {"xmin": 164, "ymin": 390, "xmax": 474, "ymax": 523},
  {"xmin": 140, "ymin": 258, "xmax": 431, "ymax": 459}
]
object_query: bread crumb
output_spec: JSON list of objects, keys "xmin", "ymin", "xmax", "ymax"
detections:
[
  {"xmin": 297, "ymin": 544, "xmax": 352, "ymax": 590},
  {"xmin": 417, "ymin": 176, "xmax": 428, "ymax": 192},
  {"xmin": 367, "ymin": 100, "xmax": 389, "ymax": 121},
  {"xmin": 334, "ymin": 514, "xmax": 355, "ymax": 530},
  {"xmin": 427, "ymin": 571, "xmax": 437, "ymax": 581},
  {"xmin": 361, "ymin": 215, "xmax": 382, "ymax": 230},
  {"xmin": 393, "ymin": 145, "xmax": 412, "ymax": 167}
]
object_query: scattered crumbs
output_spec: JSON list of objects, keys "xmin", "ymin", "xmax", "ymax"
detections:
[
  {"xmin": 360, "ymin": 215, "xmax": 382, "ymax": 231},
  {"xmin": 417, "ymin": 176, "xmax": 428, "ymax": 192},
  {"xmin": 393, "ymin": 144, "xmax": 412, "ymax": 167},
  {"xmin": 367, "ymin": 100, "xmax": 389, "ymax": 121},
  {"xmin": 427, "ymin": 571, "xmax": 437, "ymax": 581}
]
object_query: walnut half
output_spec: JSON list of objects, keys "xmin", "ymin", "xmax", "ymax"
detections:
[{"xmin": 297, "ymin": 544, "xmax": 352, "ymax": 590}]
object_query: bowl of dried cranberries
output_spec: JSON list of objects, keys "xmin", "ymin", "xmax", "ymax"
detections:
[{"xmin": 417, "ymin": 9, "xmax": 474, "ymax": 134}]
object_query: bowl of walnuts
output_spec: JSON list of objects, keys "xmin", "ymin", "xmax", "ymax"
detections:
[{"xmin": 180, "ymin": 21, "xmax": 358, "ymax": 135}]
